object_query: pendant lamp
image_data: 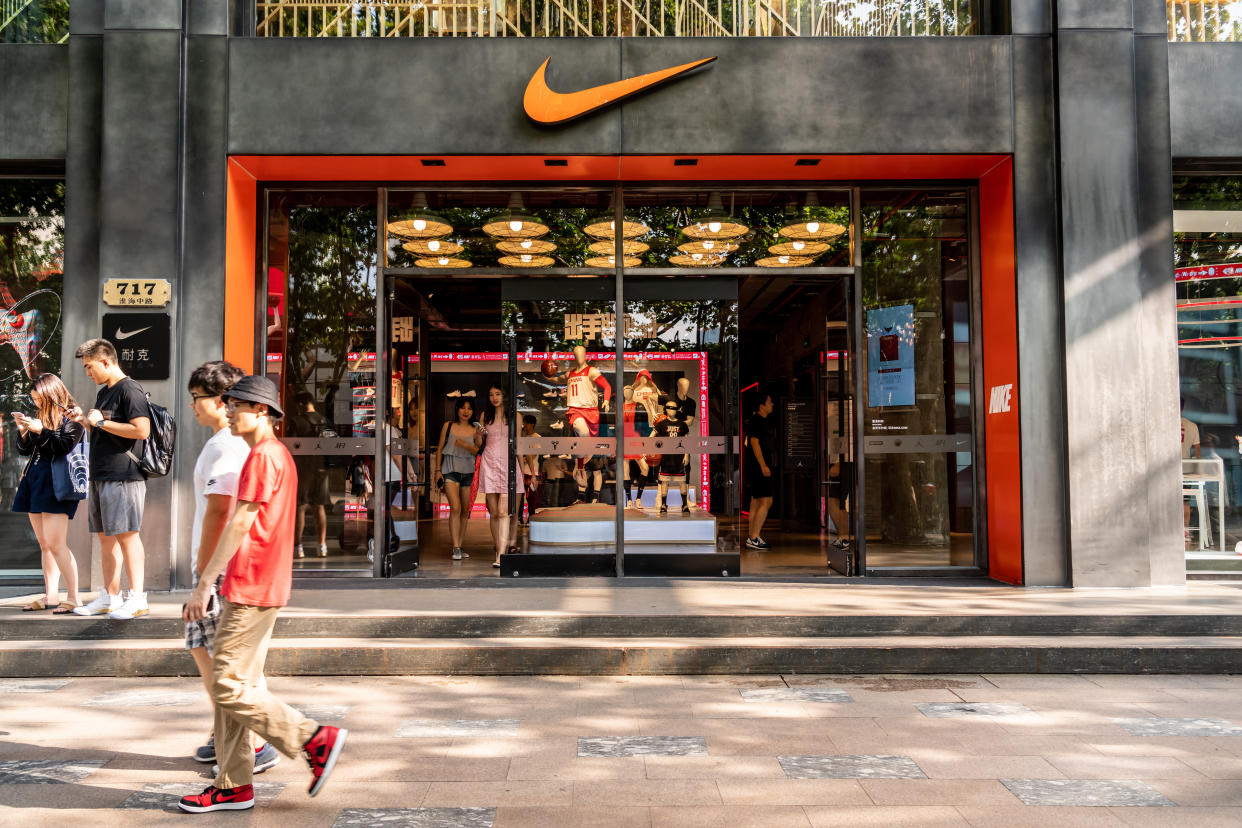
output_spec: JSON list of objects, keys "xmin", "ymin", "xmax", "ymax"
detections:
[
  {"xmin": 669, "ymin": 252, "xmax": 728, "ymax": 267},
  {"xmin": 768, "ymin": 240, "xmax": 829, "ymax": 257},
  {"xmin": 778, "ymin": 192, "xmax": 846, "ymax": 241},
  {"xmin": 403, "ymin": 239, "xmax": 463, "ymax": 256},
  {"xmin": 499, "ymin": 254, "xmax": 556, "ymax": 267},
  {"xmin": 583, "ymin": 195, "xmax": 649, "ymax": 240},
  {"xmin": 677, "ymin": 239, "xmax": 739, "ymax": 256},
  {"xmin": 415, "ymin": 256, "xmax": 472, "ymax": 268},
  {"xmin": 756, "ymin": 255, "xmax": 814, "ymax": 268},
  {"xmin": 682, "ymin": 192, "xmax": 748, "ymax": 241},
  {"xmin": 584, "ymin": 255, "xmax": 642, "ymax": 268},
  {"xmin": 496, "ymin": 238, "xmax": 557, "ymax": 254},
  {"xmin": 387, "ymin": 192, "xmax": 453, "ymax": 239},
  {"xmin": 588, "ymin": 239, "xmax": 649, "ymax": 255},
  {"xmin": 483, "ymin": 192, "xmax": 549, "ymax": 239}
]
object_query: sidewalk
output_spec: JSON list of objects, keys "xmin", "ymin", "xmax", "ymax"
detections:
[{"xmin": 1, "ymin": 672, "xmax": 1241, "ymax": 826}]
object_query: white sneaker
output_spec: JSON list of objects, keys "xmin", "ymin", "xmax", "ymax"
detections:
[
  {"xmin": 294, "ymin": 545, "xmax": 305, "ymax": 559},
  {"xmin": 73, "ymin": 592, "xmax": 120, "ymax": 616},
  {"xmin": 317, "ymin": 543, "xmax": 328, "ymax": 557},
  {"xmin": 108, "ymin": 591, "xmax": 149, "ymax": 620},
  {"xmin": 452, "ymin": 547, "xmax": 463, "ymax": 560}
]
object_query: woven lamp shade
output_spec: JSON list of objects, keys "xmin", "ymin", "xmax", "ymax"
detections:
[
  {"xmin": 388, "ymin": 216, "xmax": 453, "ymax": 239},
  {"xmin": 583, "ymin": 216, "xmax": 650, "ymax": 240},
  {"xmin": 678, "ymin": 240, "xmax": 739, "ymax": 256},
  {"xmin": 584, "ymin": 255, "xmax": 641, "ymax": 268},
  {"xmin": 756, "ymin": 255, "xmax": 815, "ymax": 268},
  {"xmin": 499, "ymin": 254, "xmax": 556, "ymax": 268},
  {"xmin": 403, "ymin": 239, "xmax": 463, "ymax": 256},
  {"xmin": 669, "ymin": 253, "xmax": 728, "ymax": 267},
  {"xmin": 415, "ymin": 256, "xmax": 472, "ymax": 268},
  {"xmin": 589, "ymin": 239, "xmax": 649, "ymax": 255},
  {"xmin": 496, "ymin": 238, "xmax": 557, "ymax": 254},
  {"xmin": 778, "ymin": 218, "xmax": 846, "ymax": 241},
  {"xmin": 768, "ymin": 240, "xmax": 829, "ymax": 256},
  {"xmin": 483, "ymin": 213, "xmax": 549, "ymax": 239},
  {"xmin": 681, "ymin": 217, "xmax": 748, "ymax": 241}
]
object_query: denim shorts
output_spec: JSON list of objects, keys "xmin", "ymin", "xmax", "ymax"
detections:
[{"xmin": 442, "ymin": 470, "xmax": 474, "ymax": 487}]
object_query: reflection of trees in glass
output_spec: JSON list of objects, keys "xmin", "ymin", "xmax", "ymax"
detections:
[
  {"xmin": 0, "ymin": 179, "xmax": 63, "ymax": 389},
  {"xmin": 0, "ymin": 0, "xmax": 69, "ymax": 43},
  {"xmin": 285, "ymin": 206, "xmax": 377, "ymax": 401}
]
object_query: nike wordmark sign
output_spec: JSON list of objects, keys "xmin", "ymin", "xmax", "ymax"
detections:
[{"xmin": 523, "ymin": 57, "xmax": 717, "ymax": 125}]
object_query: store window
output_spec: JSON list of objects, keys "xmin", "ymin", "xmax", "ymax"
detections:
[
  {"xmin": 0, "ymin": 177, "xmax": 65, "ymax": 580},
  {"xmin": 1174, "ymin": 175, "xmax": 1242, "ymax": 569}
]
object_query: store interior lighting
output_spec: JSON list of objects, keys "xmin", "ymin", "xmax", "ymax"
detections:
[
  {"xmin": 496, "ymin": 238, "xmax": 557, "ymax": 254},
  {"xmin": 403, "ymin": 238, "xmax": 463, "ymax": 256},
  {"xmin": 778, "ymin": 192, "xmax": 846, "ymax": 241},
  {"xmin": 756, "ymin": 255, "xmax": 815, "ymax": 268},
  {"xmin": 387, "ymin": 192, "xmax": 453, "ymax": 239},
  {"xmin": 415, "ymin": 256, "xmax": 472, "ymax": 268},
  {"xmin": 670, "ymin": 252, "xmax": 728, "ymax": 267},
  {"xmin": 499, "ymin": 254, "xmax": 556, "ymax": 267},
  {"xmin": 584, "ymin": 254, "xmax": 642, "ymax": 268},
  {"xmin": 768, "ymin": 239, "xmax": 829, "ymax": 257},
  {"xmin": 677, "ymin": 239, "xmax": 739, "ymax": 256},
  {"xmin": 681, "ymin": 192, "xmax": 748, "ymax": 240},
  {"xmin": 483, "ymin": 192, "xmax": 549, "ymax": 239},
  {"xmin": 588, "ymin": 239, "xmax": 649, "ymax": 255}
]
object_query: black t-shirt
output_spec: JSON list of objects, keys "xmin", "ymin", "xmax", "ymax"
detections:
[
  {"xmin": 661, "ymin": 393, "xmax": 697, "ymax": 424},
  {"xmin": 89, "ymin": 377, "xmax": 149, "ymax": 481},
  {"xmin": 745, "ymin": 413, "xmax": 775, "ymax": 470},
  {"xmin": 654, "ymin": 416, "xmax": 689, "ymax": 441}
]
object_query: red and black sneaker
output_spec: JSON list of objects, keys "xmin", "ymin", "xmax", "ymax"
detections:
[
  {"xmin": 177, "ymin": 784, "xmax": 255, "ymax": 813},
  {"xmin": 303, "ymin": 725, "xmax": 348, "ymax": 797}
]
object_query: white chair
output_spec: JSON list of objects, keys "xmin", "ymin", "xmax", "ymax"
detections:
[{"xmin": 1183, "ymin": 481, "xmax": 1211, "ymax": 550}]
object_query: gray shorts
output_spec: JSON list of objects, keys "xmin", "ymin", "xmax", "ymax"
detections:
[{"xmin": 87, "ymin": 479, "xmax": 147, "ymax": 535}]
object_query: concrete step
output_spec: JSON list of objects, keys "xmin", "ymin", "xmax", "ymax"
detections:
[
  {"xmin": 6, "ymin": 613, "xmax": 1242, "ymax": 641},
  {"xmin": 4, "ymin": 634, "xmax": 1241, "ymax": 677}
]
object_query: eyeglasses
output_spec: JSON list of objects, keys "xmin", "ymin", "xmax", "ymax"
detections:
[
  {"xmin": 190, "ymin": 393, "xmax": 217, "ymax": 404},
  {"xmin": 224, "ymin": 399, "xmax": 257, "ymax": 412}
]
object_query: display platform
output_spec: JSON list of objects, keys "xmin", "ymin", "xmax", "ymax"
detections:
[
  {"xmin": 499, "ymin": 552, "xmax": 740, "ymax": 578},
  {"xmin": 529, "ymin": 502, "xmax": 717, "ymax": 549}
]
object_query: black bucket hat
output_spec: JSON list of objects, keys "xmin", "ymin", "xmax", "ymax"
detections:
[{"xmin": 221, "ymin": 375, "xmax": 284, "ymax": 420}]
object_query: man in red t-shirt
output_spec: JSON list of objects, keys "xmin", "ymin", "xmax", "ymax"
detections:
[{"xmin": 179, "ymin": 376, "xmax": 347, "ymax": 814}]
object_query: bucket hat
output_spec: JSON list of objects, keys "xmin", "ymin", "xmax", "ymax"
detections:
[{"xmin": 221, "ymin": 375, "xmax": 284, "ymax": 419}]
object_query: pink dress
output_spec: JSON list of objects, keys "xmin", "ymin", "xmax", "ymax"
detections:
[{"xmin": 478, "ymin": 419, "xmax": 510, "ymax": 494}]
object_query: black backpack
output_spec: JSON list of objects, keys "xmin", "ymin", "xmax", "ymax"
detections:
[{"xmin": 120, "ymin": 385, "xmax": 176, "ymax": 478}]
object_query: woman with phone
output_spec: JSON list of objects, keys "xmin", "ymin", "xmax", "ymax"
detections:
[
  {"xmin": 478, "ymin": 383, "xmax": 513, "ymax": 567},
  {"xmin": 12, "ymin": 374, "xmax": 85, "ymax": 613},
  {"xmin": 434, "ymin": 397, "xmax": 481, "ymax": 562}
]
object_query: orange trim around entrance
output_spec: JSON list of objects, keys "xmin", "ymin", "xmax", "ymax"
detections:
[{"xmin": 223, "ymin": 153, "xmax": 1023, "ymax": 580}]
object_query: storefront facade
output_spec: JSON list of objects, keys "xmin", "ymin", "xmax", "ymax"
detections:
[{"xmin": 3, "ymin": 0, "xmax": 1230, "ymax": 588}]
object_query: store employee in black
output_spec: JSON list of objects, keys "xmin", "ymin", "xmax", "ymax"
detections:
[{"xmin": 744, "ymin": 392, "xmax": 775, "ymax": 551}]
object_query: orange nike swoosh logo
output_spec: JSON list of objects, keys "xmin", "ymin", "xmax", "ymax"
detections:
[{"xmin": 524, "ymin": 57, "xmax": 717, "ymax": 125}]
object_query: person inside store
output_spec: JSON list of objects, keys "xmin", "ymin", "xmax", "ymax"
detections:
[
  {"xmin": 287, "ymin": 393, "xmax": 329, "ymax": 559},
  {"xmin": 479, "ymin": 383, "xmax": 514, "ymax": 567},
  {"xmin": 744, "ymin": 392, "xmax": 776, "ymax": 550},
  {"xmin": 827, "ymin": 457, "xmax": 854, "ymax": 550},
  {"xmin": 12, "ymin": 373, "xmax": 85, "ymax": 614},
  {"xmin": 1182, "ymin": 396, "xmax": 1201, "ymax": 545},
  {"xmin": 434, "ymin": 397, "xmax": 481, "ymax": 562},
  {"xmin": 654, "ymin": 399, "xmax": 692, "ymax": 514}
]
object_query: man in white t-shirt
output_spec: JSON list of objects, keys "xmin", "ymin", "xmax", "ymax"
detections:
[{"xmin": 184, "ymin": 362, "xmax": 277, "ymax": 774}]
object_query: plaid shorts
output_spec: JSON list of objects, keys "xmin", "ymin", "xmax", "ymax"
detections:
[{"xmin": 184, "ymin": 576, "xmax": 223, "ymax": 654}]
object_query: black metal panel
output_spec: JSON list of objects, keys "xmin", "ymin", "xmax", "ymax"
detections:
[
  {"xmin": 188, "ymin": 0, "xmax": 229, "ymax": 35},
  {"xmin": 1133, "ymin": 0, "xmax": 1171, "ymax": 35},
  {"xmin": 104, "ymin": 0, "xmax": 182, "ymax": 30},
  {"xmin": 1057, "ymin": 0, "xmax": 1132, "ymax": 29},
  {"xmin": 1169, "ymin": 44, "xmax": 1242, "ymax": 159},
  {"xmin": 1010, "ymin": 0, "xmax": 1052, "ymax": 34},
  {"xmin": 227, "ymin": 38, "xmax": 623, "ymax": 156},
  {"xmin": 619, "ymin": 37, "xmax": 1014, "ymax": 155},
  {"xmin": 0, "ymin": 46, "xmax": 68, "ymax": 160}
]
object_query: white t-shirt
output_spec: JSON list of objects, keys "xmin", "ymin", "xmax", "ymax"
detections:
[
  {"xmin": 191, "ymin": 427, "xmax": 251, "ymax": 571},
  {"xmin": 1181, "ymin": 416, "xmax": 1200, "ymax": 459}
]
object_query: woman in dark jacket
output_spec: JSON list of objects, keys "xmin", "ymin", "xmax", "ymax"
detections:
[{"xmin": 13, "ymin": 373, "xmax": 85, "ymax": 613}]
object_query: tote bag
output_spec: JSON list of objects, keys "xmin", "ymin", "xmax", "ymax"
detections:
[{"xmin": 52, "ymin": 436, "xmax": 90, "ymax": 501}]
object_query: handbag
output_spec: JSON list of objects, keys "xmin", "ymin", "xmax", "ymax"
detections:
[{"xmin": 52, "ymin": 434, "xmax": 90, "ymax": 501}]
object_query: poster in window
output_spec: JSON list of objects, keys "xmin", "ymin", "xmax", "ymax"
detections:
[{"xmin": 867, "ymin": 304, "xmax": 915, "ymax": 408}]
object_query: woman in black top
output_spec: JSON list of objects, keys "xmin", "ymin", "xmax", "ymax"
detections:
[{"xmin": 12, "ymin": 373, "xmax": 85, "ymax": 613}]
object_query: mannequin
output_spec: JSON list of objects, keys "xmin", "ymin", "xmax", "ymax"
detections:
[
  {"xmin": 653, "ymin": 399, "xmax": 691, "ymax": 514},
  {"xmin": 631, "ymin": 369, "xmax": 662, "ymax": 436},
  {"xmin": 554, "ymin": 345, "xmax": 611, "ymax": 500},
  {"xmin": 622, "ymin": 385, "xmax": 650, "ymax": 509},
  {"xmin": 671, "ymin": 377, "xmax": 696, "ymax": 489}
]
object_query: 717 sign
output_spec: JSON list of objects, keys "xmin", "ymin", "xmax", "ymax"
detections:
[{"xmin": 102, "ymin": 278, "xmax": 172, "ymax": 308}]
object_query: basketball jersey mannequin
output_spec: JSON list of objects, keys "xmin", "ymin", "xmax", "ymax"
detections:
[{"xmin": 557, "ymin": 345, "xmax": 612, "ymax": 499}]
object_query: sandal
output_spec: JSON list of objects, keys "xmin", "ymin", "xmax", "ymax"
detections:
[
  {"xmin": 52, "ymin": 602, "xmax": 79, "ymax": 615},
  {"xmin": 22, "ymin": 599, "xmax": 52, "ymax": 612}
]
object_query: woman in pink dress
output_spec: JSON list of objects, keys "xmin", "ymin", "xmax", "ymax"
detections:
[{"xmin": 478, "ymin": 383, "xmax": 511, "ymax": 567}]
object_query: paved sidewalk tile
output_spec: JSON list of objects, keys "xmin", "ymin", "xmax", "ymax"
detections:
[
  {"xmin": 739, "ymin": 688, "xmax": 853, "ymax": 704},
  {"xmin": 1000, "ymin": 779, "xmax": 1175, "ymax": 807},
  {"xmin": 0, "ymin": 759, "xmax": 106, "ymax": 784},
  {"xmin": 715, "ymin": 779, "xmax": 871, "ymax": 806},
  {"xmin": 803, "ymin": 805, "xmax": 970, "ymax": 827},
  {"xmin": 572, "ymin": 779, "xmax": 722, "ymax": 806},
  {"xmin": 293, "ymin": 704, "xmax": 353, "ymax": 722},
  {"xmin": 779, "ymin": 755, "xmax": 925, "ymax": 779},
  {"xmin": 1146, "ymin": 777, "xmax": 1242, "ymax": 806},
  {"xmin": 397, "ymin": 720, "xmax": 521, "ymax": 738},
  {"xmin": 334, "ymin": 807, "xmax": 496, "ymax": 827},
  {"xmin": 81, "ymin": 689, "xmax": 200, "ymax": 708},
  {"xmin": 955, "ymin": 804, "xmax": 1130, "ymax": 826},
  {"xmin": 1107, "ymin": 805, "xmax": 1242, "ymax": 827},
  {"xmin": 579, "ymin": 737, "xmax": 707, "ymax": 757},
  {"xmin": 916, "ymin": 703, "xmax": 1035, "ymax": 719},
  {"xmin": 650, "ymin": 804, "xmax": 811, "ymax": 827},
  {"xmin": 0, "ymin": 679, "xmax": 70, "ymax": 693},
  {"xmin": 1112, "ymin": 717, "xmax": 1242, "ymax": 737},
  {"xmin": 492, "ymin": 806, "xmax": 651, "ymax": 827}
]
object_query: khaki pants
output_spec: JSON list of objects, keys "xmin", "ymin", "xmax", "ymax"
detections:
[{"xmin": 211, "ymin": 600, "xmax": 319, "ymax": 789}]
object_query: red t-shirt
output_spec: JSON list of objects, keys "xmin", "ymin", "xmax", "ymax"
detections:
[{"xmin": 222, "ymin": 437, "xmax": 298, "ymax": 607}]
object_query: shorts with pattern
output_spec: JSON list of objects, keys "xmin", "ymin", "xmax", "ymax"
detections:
[{"xmin": 184, "ymin": 576, "xmax": 223, "ymax": 653}]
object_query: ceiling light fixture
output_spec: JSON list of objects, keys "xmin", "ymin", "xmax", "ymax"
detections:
[
  {"xmin": 499, "ymin": 254, "xmax": 555, "ymax": 267},
  {"xmin": 584, "ymin": 255, "xmax": 641, "ymax": 268},
  {"xmin": 589, "ymin": 239, "xmax": 649, "ymax": 255},
  {"xmin": 768, "ymin": 240, "xmax": 829, "ymax": 257},
  {"xmin": 669, "ymin": 252, "xmax": 728, "ymax": 267},
  {"xmin": 483, "ymin": 192, "xmax": 549, "ymax": 239},
  {"xmin": 496, "ymin": 238, "xmax": 557, "ymax": 254},
  {"xmin": 387, "ymin": 192, "xmax": 452, "ymax": 239},
  {"xmin": 677, "ymin": 240, "xmax": 739, "ymax": 256},
  {"xmin": 403, "ymin": 239, "xmax": 463, "ymax": 256},
  {"xmin": 415, "ymin": 256, "xmax": 472, "ymax": 268},
  {"xmin": 778, "ymin": 192, "xmax": 846, "ymax": 241},
  {"xmin": 756, "ymin": 255, "xmax": 814, "ymax": 268},
  {"xmin": 682, "ymin": 192, "xmax": 748, "ymax": 240}
]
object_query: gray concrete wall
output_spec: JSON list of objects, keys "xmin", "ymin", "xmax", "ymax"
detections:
[
  {"xmin": 227, "ymin": 37, "xmax": 1014, "ymax": 156},
  {"xmin": 1054, "ymin": 0, "xmax": 1183, "ymax": 586},
  {"xmin": 0, "ymin": 45, "xmax": 67, "ymax": 161},
  {"xmin": 1169, "ymin": 44, "xmax": 1242, "ymax": 159}
]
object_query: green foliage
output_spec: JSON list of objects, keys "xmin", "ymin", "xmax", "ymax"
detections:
[{"xmin": 1, "ymin": 0, "xmax": 70, "ymax": 43}]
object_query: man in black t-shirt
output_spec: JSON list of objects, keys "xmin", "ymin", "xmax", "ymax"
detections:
[
  {"xmin": 744, "ymin": 393, "xmax": 776, "ymax": 550},
  {"xmin": 68, "ymin": 338, "xmax": 152, "ymax": 620}
]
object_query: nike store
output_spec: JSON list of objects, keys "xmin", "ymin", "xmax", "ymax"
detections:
[{"xmin": 1, "ymin": 0, "xmax": 1225, "ymax": 589}]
